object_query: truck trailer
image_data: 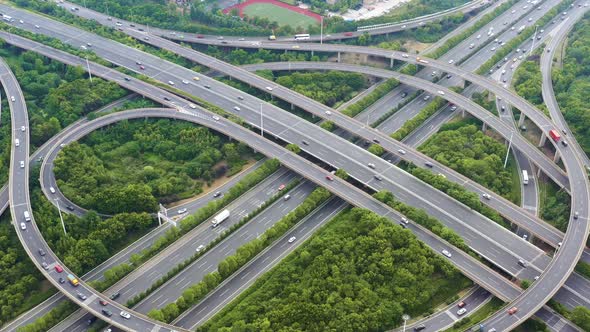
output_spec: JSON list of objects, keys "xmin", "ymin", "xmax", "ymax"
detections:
[{"xmin": 211, "ymin": 209, "xmax": 230, "ymax": 227}]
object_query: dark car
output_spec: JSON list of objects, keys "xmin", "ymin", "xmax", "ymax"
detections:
[
  {"xmin": 372, "ymin": 138, "xmax": 380, "ymax": 144},
  {"xmin": 164, "ymin": 96, "xmax": 171, "ymax": 101},
  {"xmin": 213, "ymin": 191, "xmax": 221, "ymax": 198},
  {"xmin": 110, "ymin": 292, "xmax": 121, "ymax": 300},
  {"xmin": 414, "ymin": 325, "xmax": 426, "ymax": 331},
  {"xmin": 58, "ymin": 277, "xmax": 66, "ymax": 284},
  {"xmin": 401, "ymin": 91, "xmax": 408, "ymax": 98},
  {"xmin": 86, "ymin": 316, "xmax": 97, "ymax": 325},
  {"xmin": 102, "ymin": 309, "xmax": 113, "ymax": 317},
  {"xmin": 124, "ymin": 77, "xmax": 131, "ymax": 81},
  {"xmin": 66, "ymin": 205, "xmax": 75, "ymax": 211}
]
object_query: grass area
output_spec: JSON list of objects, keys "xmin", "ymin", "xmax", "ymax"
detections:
[
  {"xmin": 506, "ymin": 154, "xmax": 522, "ymax": 207},
  {"xmin": 203, "ymin": 208, "xmax": 471, "ymax": 331},
  {"xmin": 443, "ymin": 297, "xmax": 504, "ymax": 332},
  {"xmin": 243, "ymin": 3, "xmax": 318, "ymax": 29},
  {"xmin": 538, "ymin": 177, "xmax": 571, "ymax": 232}
]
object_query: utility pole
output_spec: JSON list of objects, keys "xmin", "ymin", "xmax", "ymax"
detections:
[
  {"xmin": 260, "ymin": 103, "xmax": 264, "ymax": 137},
  {"xmin": 402, "ymin": 314, "xmax": 410, "ymax": 332},
  {"xmin": 504, "ymin": 131, "xmax": 514, "ymax": 168},
  {"xmin": 85, "ymin": 56, "xmax": 93, "ymax": 83},
  {"xmin": 530, "ymin": 25, "xmax": 538, "ymax": 57},
  {"xmin": 54, "ymin": 199, "xmax": 67, "ymax": 235},
  {"xmin": 320, "ymin": 16, "xmax": 324, "ymax": 44}
]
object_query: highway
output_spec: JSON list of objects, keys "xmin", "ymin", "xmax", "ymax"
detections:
[
  {"xmin": 5, "ymin": 4, "xmax": 577, "ymax": 287},
  {"xmin": 60, "ymin": 0, "xmax": 488, "ymax": 41},
  {"xmin": 540, "ymin": 11, "xmax": 590, "ymax": 167},
  {"xmin": 0, "ymin": 58, "xmax": 188, "ymax": 332},
  {"xmin": 0, "ymin": 5, "xmax": 559, "ymax": 286},
  {"xmin": 3, "ymin": 7, "xmax": 588, "ymax": 329},
  {"xmin": 2, "ymin": 1, "xmax": 589, "ymax": 330}
]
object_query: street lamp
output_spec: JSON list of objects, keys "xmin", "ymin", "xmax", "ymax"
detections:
[
  {"xmin": 504, "ymin": 131, "xmax": 514, "ymax": 168},
  {"xmin": 402, "ymin": 314, "xmax": 410, "ymax": 332},
  {"xmin": 320, "ymin": 16, "xmax": 324, "ymax": 44},
  {"xmin": 260, "ymin": 103, "xmax": 264, "ymax": 137},
  {"xmin": 54, "ymin": 199, "xmax": 67, "ymax": 235}
]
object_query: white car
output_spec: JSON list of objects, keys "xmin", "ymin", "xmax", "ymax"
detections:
[
  {"xmin": 482, "ymin": 193, "xmax": 491, "ymax": 200},
  {"xmin": 120, "ymin": 311, "xmax": 131, "ymax": 319},
  {"xmin": 182, "ymin": 79, "xmax": 189, "ymax": 84},
  {"xmin": 401, "ymin": 217, "xmax": 409, "ymax": 224},
  {"xmin": 288, "ymin": 236, "xmax": 296, "ymax": 243},
  {"xmin": 168, "ymin": 81, "xmax": 175, "ymax": 86},
  {"xmin": 448, "ymin": 59, "xmax": 454, "ymax": 64},
  {"xmin": 212, "ymin": 115, "xmax": 220, "ymax": 121},
  {"xmin": 10, "ymin": 96, "xmax": 15, "ymax": 102},
  {"xmin": 442, "ymin": 249, "xmax": 452, "ymax": 258},
  {"xmin": 265, "ymin": 86, "xmax": 273, "ymax": 91},
  {"xmin": 21, "ymin": 125, "xmax": 26, "ymax": 132},
  {"xmin": 188, "ymin": 103, "xmax": 197, "ymax": 109},
  {"xmin": 177, "ymin": 208, "xmax": 187, "ymax": 214},
  {"xmin": 457, "ymin": 308, "xmax": 467, "ymax": 316},
  {"xmin": 476, "ymin": 34, "xmax": 481, "ymax": 39},
  {"xmin": 402, "ymin": 54, "xmax": 409, "ymax": 58},
  {"xmin": 233, "ymin": 106, "xmax": 241, "ymax": 111},
  {"xmin": 438, "ymin": 90, "xmax": 445, "ymax": 95},
  {"xmin": 325, "ymin": 110, "xmax": 332, "ymax": 116},
  {"xmin": 367, "ymin": 163, "xmax": 375, "ymax": 169},
  {"xmin": 34, "ymin": 25, "xmax": 40, "ymax": 29},
  {"xmin": 397, "ymin": 149, "xmax": 406, "ymax": 155},
  {"xmin": 196, "ymin": 244, "xmax": 205, "ymax": 252},
  {"xmin": 49, "ymin": 187, "xmax": 56, "ymax": 194},
  {"xmin": 20, "ymin": 222, "xmax": 26, "ymax": 230},
  {"xmin": 19, "ymin": 161, "xmax": 24, "ymax": 168}
]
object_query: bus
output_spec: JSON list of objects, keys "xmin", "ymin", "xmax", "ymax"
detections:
[
  {"xmin": 522, "ymin": 170, "xmax": 529, "ymax": 185},
  {"xmin": 294, "ymin": 34, "xmax": 310, "ymax": 41}
]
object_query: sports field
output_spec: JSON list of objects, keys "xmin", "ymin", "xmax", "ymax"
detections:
[{"xmin": 243, "ymin": 3, "xmax": 319, "ymax": 29}]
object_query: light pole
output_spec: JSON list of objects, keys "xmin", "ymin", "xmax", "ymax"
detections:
[
  {"xmin": 402, "ymin": 314, "xmax": 410, "ymax": 332},
  {"xmin": 504, "ymin": 131, "xmax": 514, "ymax": 168},
  {"xmin": 54, "ymin": 199, "xmax": 67, "ymax": 235},
  {"xmin": 320, "ymin": 16, "xmax": 324, "ymax": 44},
  {"xmin": 85, "ymin": 56, "xmax": 93, "ymax": 83},
  {"xmin": 529, "ymin": 25, "xmax": 538, "ymax": 57},
  {"xmin": 260, "ymin": 103, "xmax": 264, "ymax": 137}
]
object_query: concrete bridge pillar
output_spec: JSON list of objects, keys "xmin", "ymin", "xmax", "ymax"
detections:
[
  {"xmin": 311, "ymin": 50, "xmax": 314, "ymax": 57},
  {"xmin": 538, "ymin": 133, "xmax": 547, "ymax": 147},
  {"xmin": 482, "ymin": 122, "xmax": 487, "ymax": 132},
  {"xmin": 291, "ymin": 103, "xmax": 294, "ymax": 110},
  {"xmin": 518, "ymin": 114, "xmax": 526, "ymax": 127},
  {"xmin": 553, "ymin": 150, "xmax": 561, "ymax": 164},
  {"xmin": 390, "ymin": 57, "xmax": 394, "ymax": 68},
  {"xmin": 338, "ymin": 52, "xmax": 341, "ymax": 63},
  {"xmin": 461, "ymin": 109, "xmax": 466, "ymax": 118}
]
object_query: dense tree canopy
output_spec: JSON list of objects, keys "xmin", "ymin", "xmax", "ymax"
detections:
[
  {"xmin": 203, "ymin": 208, "xmax": 469, "ymax": 332},
  {"xmin": 553, "ymin": 13, "xmax": 590, "ymax": 157},
  {"xmin": 419, "ymin": 124, "xmax": 513, "ymax": 197},
  {"xmin": 274, "ymin": 71, "xmax": 367, "ymax": 107},
  {"xmin": 54, "ymin": 119, "xmax": 254, "ymax": 213}
]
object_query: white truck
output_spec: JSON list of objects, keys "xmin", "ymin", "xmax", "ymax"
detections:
[
  {"xmin": 517, "ymin": 25, "xmax": 526, "ymax": 34},
  {"xmin": 211, "ymin": 209, "xmax": 230, "ymax": 227}
]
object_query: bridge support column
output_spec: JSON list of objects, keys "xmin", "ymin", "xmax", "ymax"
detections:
[
  {"xmin": 538, "ymin": 133, "xmax": 547, "ymax": 147},
  {"xmin": 518, "ymin": 114, "xmax": 526, "ymax": 127},
  {"xmin": 482, "ymin": 122, "xmax": 487, "ymax": 132},
  {"xmin": 553, "ymin": 151, "xmax": 561, "ymax": 164},
  {"xmin": 338, "ymin": 52, "xmax": 341, "ymax": 63},
  {"xmin": 291, "ymin": 103, "xmax": 295, "ymax": 110},
  {"xmin": 461, "ymin": 109, "xmax": 466, "ymax": 118},
  {"xmin": 390, "ymin": 57, "xmax": 394, "ymax": 68},
  {"xmin": 311, "ymin": 50, "xmax": 314, "ymax": 57}
]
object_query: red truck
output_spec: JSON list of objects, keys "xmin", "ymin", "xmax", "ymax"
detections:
[{"xmin": 549, "ymin": 129, "xmax": 561, "ymax": 142}]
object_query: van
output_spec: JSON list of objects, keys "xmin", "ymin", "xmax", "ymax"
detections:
[
  {"xmin": 23, "ymin": 211, "xmax": 31, "ymax": 222},
  {"xmin": 283, "ymin": 194, "xmax": 291, "ymax": 201}
]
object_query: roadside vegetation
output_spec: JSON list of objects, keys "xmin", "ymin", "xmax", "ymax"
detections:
[
  {"xmin": 272, "ymin": 71, "xmax": 368, "ymax": 108},
  {"xmin": 54, "ymin": 119, "xmax": 255, "ymax": 213},
  {"xmin": 146, "ymin": 187, "xmax": 332, "ymax": 323},
  {"xmin": 418, "ymin": 124, "xmax": 517, "ymax": 202},
  {"xmin": 341, "ymin": 78, "xmax": 399, "ymax": 117},
  {"xmin": 538, "ymin": 178, "xmax": 571, "ymax": 232},
  {"xmin": 553, "ymin": 12, "xmax": 590, "ymax": 156},
  {"xmin": 203, "ymin": 207, "xmax": 470, "ymax": 331},
  {"xmin": 200, "ymin": 46, "xmax": 324, "ymax": 66},
  {"xmin": 512, "ymin": 56, "xmax": 549, "ymax": 115}
]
